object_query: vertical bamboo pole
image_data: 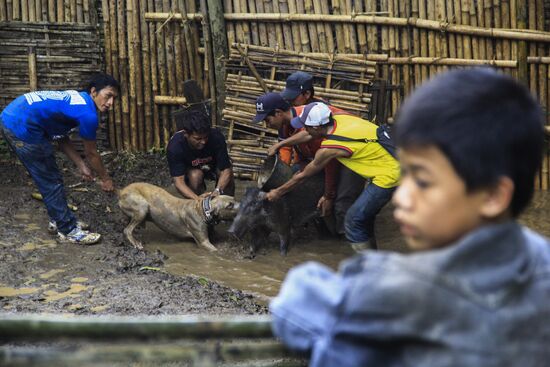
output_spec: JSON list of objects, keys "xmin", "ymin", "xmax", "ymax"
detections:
[
  {"xmin": 199, "ymin": 0, "xmax": 217, "ymax": 126},
  {"xmin": 28, "ymin": 0, "xmax": 35, "ymax": 20},
  {"xmin": 354, "ymin": 0, "xmax": 367, "ymax": 54},
  {"xmin": 0, "ymin": 0, "xmax": 6, "ymax": 21},
  {"xmin": 64, "ymin": 0, "xmax": 71, "ymax": 23},
  {"xmin": 284, "ymin": 0, "xmax": 303, "ymax": 52},
  {"xmin": 157, "ymin": 0, "xmax": 170, "ymax": 145},
  {"xmin": 494, "ymin": 0, "xmax": 503, "ymax": 60},
  {"xmin": 232, "ymin": 0, "xmax": 245, "ymax": 43},
  {"xmin": 400, "ymin": 0, "xmax": 411, "ymax": 95},
  {"xmin": 320, "ymin": 0, "xmax": 334, "ymax": 52},
  {"xmin": 238, "ymin": 0, "xmax": 252, "ymax": 44},
  {"xmin": 412, "ymin": 0, "xmax": 422, "ymax": 87},
  {"xmin": 388, "ymin": 0, "xmax": 398, "ymax": 115},
  {"xmin": 126, "ymin": 0, "xmax": 139, "ymax": 144},
  {"xmin": 224, "ymin": 0, "xmax": 235, "ymax": 45},
  {"xmin": 118, "ymin": 0, "xmax": 131, "ymax": 150},
  {"xmin": 253, "ymin": 0, "xmax": 269, "ymax": 47},
  {"xmin": 83, "ymin": 0, "xmax": 89, "ymax": 23},
  {"xmin": 174, "ymin": 1, "xmax": 187, "ymax": 83},
  {"xmin": 28, "ymin": 48, "xmax": 37, "ymax": 91},
  {"xmin": 484, "ymin": 0, "xmax": 493, "ymax": 59},
  {"xmin": 445, "ymin": 0, "xmax": 456, "ymax": 61},
  {"xmin": 304, "ymin": 0, "xmax": 320, "ymax": 51},
  {"xmin": 527, "ymin": 0, "xmax": 537, "ymax": 187},
  {"xmin": 12, "ymin": 0, "xmax": 19, "ymax": 20},
  {"xmin": 331, "ymin": 0, "xmax": 344, "ymax": 53},
  {"xmin": 501, "ymin": 0, "xmax": 512, "ymax": 75},
  {"xmin": 35, "ymin": 0, "xmax": 41, "ymax": 21},
  {"xmin": 101, "ymin": 0, "xmax": 116, "ymax": 149},
  {"xmin": 426, "ymin": 0, "xmax": 437, "ymax": 63},
  {"xmin": 47, "ymin": 0, "xmax": 54, "ymax": 21},
  {"xmin": 21, "ymin": 0, "xmax": 27, "ymax": 21},
  {"xmin": 461, "ymin": 0, "xmax": 472, "ymax": 60},
  {"xmin": 296, "ymin": 0, "xmax": 313, "ymax": 52},
  {"xmin": 6, "ymin": 0, "xmax": 12, "ymax": 20},
  {"xmin": 418, "ymin": 0, "xmax": 429, "ymax": 81},
  {"xmin": 453, "ymin": 0, "xmax": 463, "ymax": 59},
  {"xmin": 109, "ymin": 0, "xmax": 123, "ymax": 150},
  {"xmin": 476, "ymin": 0, "xmax": 487, "ymax": 60},
  {"xmin": 314, "ymin": 0, "xmax": 329, "ymax": 52},
  {"xmin": 76, "ymin": 0, "xmax": 82, "ymax": 22},
  {"xmin": 246, "ymin": 0, "xmax": 259, "ymax": 45},
  {"xmin": 536, "ymin": 0, "xmax": 547, "ymax": 190},
  {"xmin": 147, "ymin": 0, "xmax": 160, "ymax": 149},
  {"xmin": 468, "ymin": 0, "xmax": 479, "ymax": 60},
  {"xmin": 70, "ymin": 0, "xmax": 76, "ymax": 22},
  {"xmin": 345, "ymin": 0, "xmax": 357, "ymax": 53},
  {"xmin": 366, "ymin": 0, "xmax": 377, "ymax": 54},
  {"xmin": 380, "ymin": 0, "xmax": 390, "ymax": 83},
  {"xmin": 273, "ymin": 0, "xmax": 293, "ymax": 50},
  {"xmin": 436, "ymin": 0, "xmax": 448, "ymax": 61},
  {"xmin": 204, "ymin": 0, "xmax": 224, "ymax": 127},
  {"xmin": 139, "ymin": 0, "xmax": 152, "ymax": 149},
  {"xmin": 186, "ymin": 0, "xmax": 204, "ymax": 94},
  {"xmin": 55, "ymin": 0, "xmax": 62, "ymax": 22},
  {"xmin": 131, "ymin": 0, "xmax": 144, "ymax": 149},
  {"xmin": 509, "ymin": 0, "xmax": 517, "ymax": 78}
]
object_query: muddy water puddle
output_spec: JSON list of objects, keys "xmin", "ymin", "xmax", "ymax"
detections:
[
  {"xmin": 144, "ymin": 191, "xmax": 550, "ymax": 302},
  {"xmin": 144, "ymin": 203, "xmax": 406, "ymax": 302}
]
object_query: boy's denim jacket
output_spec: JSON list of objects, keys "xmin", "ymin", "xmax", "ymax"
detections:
[{"xmin": 270, "ymin": 222, "xmax": 550, "ymax": 366}]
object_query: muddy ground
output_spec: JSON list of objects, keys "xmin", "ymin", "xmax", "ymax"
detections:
[
  {"xmin": 2, "ymin": 150, "xmax": 549, "ymax": 319},
  {"xmin": 0, "ymin": 151, "xmax": 267, "ymax": 316}
]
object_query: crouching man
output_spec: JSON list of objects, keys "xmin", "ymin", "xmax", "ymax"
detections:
[{"xmin": 167, "ymin": 109, "xmax": 234, "ymax": 199}]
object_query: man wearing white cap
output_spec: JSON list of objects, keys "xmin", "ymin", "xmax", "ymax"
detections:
[{"xmin": 266, "ymin": 102, "xmax": 400, "ymax": 251}]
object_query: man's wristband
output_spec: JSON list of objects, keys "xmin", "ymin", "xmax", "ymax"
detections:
[{"xmin": 214, "ymin": 187, "xmax": 223, "ymax": 195}]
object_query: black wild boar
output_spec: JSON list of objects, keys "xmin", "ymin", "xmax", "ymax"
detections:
[{"xmin": 228, "ymin": 174, "xmax": 324, "ymax": 255}]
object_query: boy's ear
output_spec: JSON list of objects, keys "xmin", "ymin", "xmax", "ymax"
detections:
[{"xmin": 480, "ymin": 176, "xmax": 514, "ymax": 218}]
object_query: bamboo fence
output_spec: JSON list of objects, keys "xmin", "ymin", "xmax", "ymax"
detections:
[
  {"xmin": 222, "ymin": 0, "xmax": 550, "ymax": 189},
  {"xmin": 0, "ymin": 21, "xmax": 106, "ymax": 148},
  {"xmin": 102, "ymin": 0, "xmax": 208, "ymax": 152}
]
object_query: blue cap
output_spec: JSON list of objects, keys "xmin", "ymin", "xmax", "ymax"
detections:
[
  {"xmin": 281, "ymin": 71, "xmax": 314, "ymax": 101},
  {"xmin": 253, "ymin": 93, "xmax": 290, "ymax": 123}
]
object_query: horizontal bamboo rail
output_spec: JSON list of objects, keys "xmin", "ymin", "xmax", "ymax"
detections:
[
  {"xmin": 0, "ymin": 314, "xmax": 273, "ymax": 341},
  {"xmin": 224, "ymin": 13, "xmax": 550, "ymax": 43},
  {"xmin": 143, "ymin": 12, "xmax": 203, "ymax": 22},
  {"xmin": 154, "ymin": 96, "xmax": 187, "ymax": 105}
]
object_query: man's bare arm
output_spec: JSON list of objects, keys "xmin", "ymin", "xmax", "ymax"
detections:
[
  {"xmin": 268, "ymin": 130, "xmax": 312, "ymax": 156},
  {"xmin": 266, "ymin": 148, "xmax": 349, "ymax": 200},
  {"xmin": 173, "ymin": 176, "xmax": 200, "ymax": 200}
]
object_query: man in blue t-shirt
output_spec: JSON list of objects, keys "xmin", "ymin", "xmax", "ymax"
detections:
[
  {"xmin": 167, "ymin": 108, "xmax": 234, "ymax": 199},
  {"xmin": 0, "ymin": 73, "xmax": 120, "ymax": 245}
]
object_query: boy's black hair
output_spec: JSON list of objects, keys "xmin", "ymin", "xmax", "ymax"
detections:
[
  {"xmin": 395, "ymin": 68, "xmax": 544, "ymax": 217},
  {"xmin": 84, "ymin": 72, "xmax": 120, "ymax": 94},
  {"xmin": 174, "ymin": 107, "xmax": 211, "ymax": 134}
]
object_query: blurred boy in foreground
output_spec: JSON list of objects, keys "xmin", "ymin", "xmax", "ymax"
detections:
[{"xmin": 270, "ymin": 68, "xmax": 550, "ymax": 366}]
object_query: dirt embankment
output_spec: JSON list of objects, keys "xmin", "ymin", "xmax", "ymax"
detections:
[{"xmin": 0, "ymin": 152, "xmax": 266, "ymax": 316}]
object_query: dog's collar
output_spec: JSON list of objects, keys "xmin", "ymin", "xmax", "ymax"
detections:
[{"xmin": 201, "ymin": 195, "xmax": 219, "ymax": 225}]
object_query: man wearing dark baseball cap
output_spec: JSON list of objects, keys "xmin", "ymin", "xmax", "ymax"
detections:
[
  {"xmin": 252, "ymin": 92, "xmax": 291, "ymax": 123},
  {"xmin": 266, "ymin": 102, "xmax": 400, "ymax": 252},
  {"xmin": 280, "ymin": 71, "xmax": 315, "ymax": 106}
]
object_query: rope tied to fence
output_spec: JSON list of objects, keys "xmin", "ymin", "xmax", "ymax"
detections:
[{"xmin": 156, "ymin": 11, "xmax": 175, "ymax": 34}]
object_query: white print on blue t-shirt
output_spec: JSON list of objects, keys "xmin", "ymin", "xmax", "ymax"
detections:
[{"xmin": 24, "ymin": 90, "xmax": 87, "ymax": 106}]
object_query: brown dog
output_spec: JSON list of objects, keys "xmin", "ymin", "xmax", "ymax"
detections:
[{"xmin": 118, "ymin": 182, "xmax": 236, "ymax": 251}]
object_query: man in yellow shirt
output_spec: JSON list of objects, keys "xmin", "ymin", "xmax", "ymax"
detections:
[{"xmin": 266, "ymin": 102, "xmax": 400, "ymax": 251}]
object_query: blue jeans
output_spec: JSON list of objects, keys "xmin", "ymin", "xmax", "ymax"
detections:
[
  {"xmin": 1, "ymin": 120, "xmax": 76, "ymax": 234},
  {"xmin": 344, "ymin": 183, "xmax": 395, "ymax": 245}
]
